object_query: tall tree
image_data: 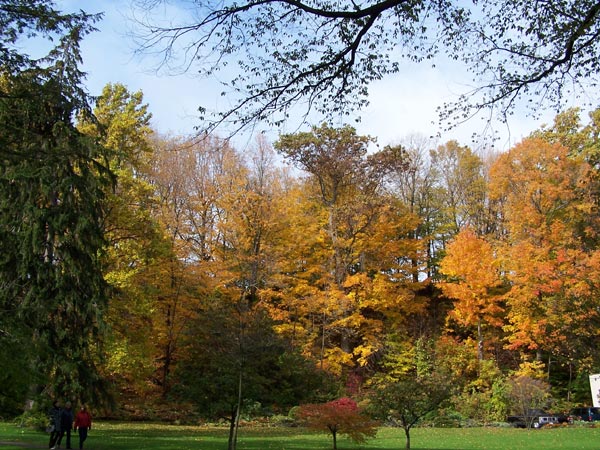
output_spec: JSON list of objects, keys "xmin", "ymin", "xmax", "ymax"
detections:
[
  {"xmin": 382, "ymin": 135, "xmax": 439, "ymax": 281},
  {"xmin": 430, "ymin": 141, "xmax": 488, "ymax": 239},
  {"xmin": 135, "ymin": 0, "xmax": 600, "ymax": 133},
  {"xmin": 0, "ymin": 1, "xmax": 100, "ymax": 76},
  {"xmin": 0, "ymin": 1, "xmax": 111, "ymax": 405},
  {"xmin": 275, "ymin": 124, "xmax": 373, "ymax": 372},
  {"xmin": 439, "ymin": 227, "xmax": 504, "ymax": 362},
  {"xmin": 212, "ymin": 138, "xmax": 290, "ymax": 449},
  {"xmin": 489, "ymin": 137, "xmax": 600, "ymax": 384},
  {"xmin": 275, "ymin": 124, "xmax": 378, "ymax": 286},
  {"xmin": 78, "ymin": 83, "xmax": 166, "ymax": 399},
  {"xmin": 144, "ymin": 135, "xmax": 217, "ymax": 397},
  {"xmin": 274, "ymin": 124, "xmax": 417, "ymax": 375},
  {"xmin": 533, "ymin": 107, "xmax": 600, "ymax": 249}
]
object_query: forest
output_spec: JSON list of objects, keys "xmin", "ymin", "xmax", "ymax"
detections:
[{"xmin": 1, "ymin": 0, "xmax": 600, "ymax": 443}]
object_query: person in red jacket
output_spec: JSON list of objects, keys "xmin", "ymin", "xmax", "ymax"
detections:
[{"xmin": 73, "ymin": 405, "xmax": 92, "ymax": 450}]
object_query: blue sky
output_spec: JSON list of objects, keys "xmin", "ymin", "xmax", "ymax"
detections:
[{"xmin": 50, "ymin": 0, "xmax": 565, "ymax": 151}]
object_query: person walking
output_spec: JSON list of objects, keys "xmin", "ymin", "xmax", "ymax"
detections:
[
  {"xmin": 48, "ymin": 400, "xmax": 62, "ymax": 449},
  {"xmin": 73, "ymin": 405, "xmax": 92, "ymax": 450},
  {"xmin": 57, "ymin": 401, "xmax": 74, "ymax": 449}
]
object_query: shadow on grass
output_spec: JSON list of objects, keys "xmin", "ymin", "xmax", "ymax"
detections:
[{"xmin": 4, "ymin": 422, "xmax": 600, "ymax": 450}]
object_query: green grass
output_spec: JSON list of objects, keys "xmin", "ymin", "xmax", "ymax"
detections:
[{"xmin": 1, "ymin": 422, "xmax": 599, "ymax": 450}]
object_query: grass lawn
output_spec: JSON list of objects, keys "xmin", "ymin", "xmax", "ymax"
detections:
[{"xmin": 1, "ymin": 421, "xmax": 599, "ymax": 450}]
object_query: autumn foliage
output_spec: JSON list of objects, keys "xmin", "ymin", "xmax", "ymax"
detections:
[
  {"xmin": 9, "ymin": 74, "xmax": 600, "ymax": 441},
  {"xmin": 297, "ymin": 397, "xmax": 378, "ymax": 449}
]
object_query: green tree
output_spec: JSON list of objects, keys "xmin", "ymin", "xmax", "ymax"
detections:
[
  {"xmin": 0, "ymin": 1, "xmax": 100, "ymax": 75},
  {"xmin": 0, "ymin": 316, "xmax": 37, "ymax": 415},
  {"xmin": 78, "ymin": 83, "xmax": 166, "ymax": 400},
  {"xmin": 0, "ymin": 1, "xmax": 111, "ymax": 406},
  {"xmin": 369, "ymin": 373, "xmax": 452, "ymax": 450},
  {"xmin": 136, "ymin": 0, "xmax": 600, "ymax": 133},
  {"xmin": 175, "ymin": 293, "xmax": 330, "ymax": 450}
]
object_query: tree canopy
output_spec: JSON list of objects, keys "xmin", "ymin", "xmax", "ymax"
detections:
[{"xmin": 134, "ymin": 0, "xmax": 600, "ymax": 134}]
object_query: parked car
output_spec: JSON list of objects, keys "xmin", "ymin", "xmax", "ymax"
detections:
[
  {"xmin": 570, "ymin": 407, "xmax": 600, "ymax": 422},
  {"xmin": 507, "ymin": 409, "xmax": 560, "ymax": 428}
]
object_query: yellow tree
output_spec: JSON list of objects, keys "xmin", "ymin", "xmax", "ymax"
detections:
[
  {"xmin": 274, "ymin": 124, "xmax": 379, "ymax": 373},
  {"xmin": 439, "ymin": 227, "xmax": 504, "ymax": 362},
  {"xmin": 261, "ymin": 177, "xmax": 327, "ymax": 349},
  {"xmin": 274, "ymin": 124, "xmax": 421, "ymax": 376},
  {"xmin": 206, "ymin": 136, "xmax": 292, "ymax": 449},
  {"xmin": 78, "ymin": 83, "xmax": 167, "ymax": 398}
]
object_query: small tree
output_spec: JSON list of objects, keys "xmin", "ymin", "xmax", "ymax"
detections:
[
  {"xmin": 370, "ymin": 375, "xmax": 452, "ymax": 450},
  {"xmin": 297, "ymin": 397, "xmax": 378, "ymax": 450},
  {"xmin": 507, "ymin": 375, "xmax": 552, "ymax": 429}
]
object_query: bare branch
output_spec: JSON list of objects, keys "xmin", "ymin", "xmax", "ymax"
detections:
[{"xmin": 135, "ymin": 0, "xmax": 600, "ymax": 136}]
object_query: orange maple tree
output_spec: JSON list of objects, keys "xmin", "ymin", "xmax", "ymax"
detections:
[
  {"xmin": 439, "ymin": 227, "xmax": 504, "ymax": 361},
  {"xmin": 489, "ymin": 137, "xmax": 600, "ymax": 372}
]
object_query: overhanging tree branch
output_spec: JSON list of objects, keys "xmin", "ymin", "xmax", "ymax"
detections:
[{"xmin": 135, "ymin": 0, "xmax": 600, "ymax": 135}]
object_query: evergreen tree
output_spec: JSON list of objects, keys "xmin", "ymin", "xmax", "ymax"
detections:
[{"xmin": 0, "ymin": 1, "xmax": 111, "ymax": 408}]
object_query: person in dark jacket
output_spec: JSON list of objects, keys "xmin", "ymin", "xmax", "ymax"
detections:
[
  {"xmin": 57, "ymin": 401, "xmax": 74, "ymax": 449},
  {"xmin": 48, "ymin": 400, "xmax": 62, "ymax": 449},
  {"xmin": 73, "ymin": 405, "xmax": 92, "ymax": 450}
]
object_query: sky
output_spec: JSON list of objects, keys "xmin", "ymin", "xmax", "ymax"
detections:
[{"xmin": 48, "ymin": 0, "xmax": 571, "ymax": 152}]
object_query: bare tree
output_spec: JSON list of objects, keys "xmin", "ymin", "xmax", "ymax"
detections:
[{"xmin": 507, "ymin": 376, "xmax": 552, "ymax": 429}]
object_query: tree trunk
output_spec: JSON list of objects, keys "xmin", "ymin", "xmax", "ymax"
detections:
[
  {"xmin": 161, "ymin": 264, "xmax": 179, "ymax": 398},
  {"xmin": 477, "ymin": 317, "xmax": 483, "ymax": 362},
  {"xmin": 320, "ymin": 315, "xmax": 326, "ymax": 370},
  {"xmin": 568, "ymin": 360, "xmax": 573, "ymax": 402},
  {"xmin": 328, "ymin": 208, "xmax": 345, "ymax": 287},
  {"xmin": 228, "ymin": 369, "xmax": 243, "ymax": 450},
  {"xmin": 235, "ymin": 369, "xmax": 243, "ymax": 436},
  {"xmin": 404, "ymin": 426, "xmax": 411, "ymax": 450},
  {"xmin": 227, "ymin": 407, "xmax": 236, "ymax": 450},
  {"xmin": 161, "ymin": 333, "xmax": 172, "ymax": 398}
]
